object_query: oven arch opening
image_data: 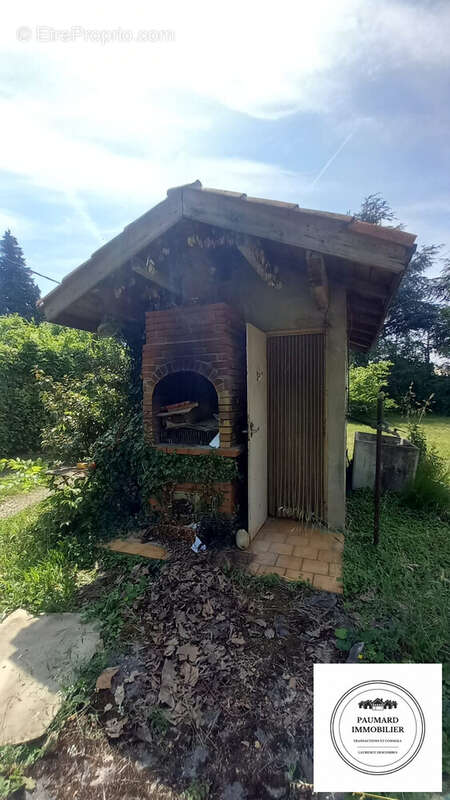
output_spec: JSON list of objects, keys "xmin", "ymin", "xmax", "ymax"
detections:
[{"xmin": 152, "ymin": 371, "xmax": 219, "ymax": 447}]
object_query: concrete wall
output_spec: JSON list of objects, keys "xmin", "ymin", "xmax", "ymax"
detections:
[
  {"xmin": 325, "ymin": 288, "xmax": 347, "ymax": 531},
  {"xmin": 219, "ymin": 256, "xmax": 324, "ymax": 331},
  {"xmin": 352, "ymin": 432, "xmax": 419, "ymax": 492},
  {"xmin": 222, "ymin": 265, "xmax": 347, "ymax": 531}
]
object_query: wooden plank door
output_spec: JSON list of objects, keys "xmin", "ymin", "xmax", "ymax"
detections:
[
  {"xmin": 268, "ymin": 332, "xmax": 325, "ymax": 521},
  {"xmin": 246, "ymin": 323, "xmax": 268, "ymax": 539}
]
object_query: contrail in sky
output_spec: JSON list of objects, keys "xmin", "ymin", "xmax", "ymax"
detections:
[
  {"xmin": 66, "ymin": 190, "xmax": 104, "ymax": 245},
  {"xmin": 309, "ymin": 130, "xmax": 355, "ymax": 189}
]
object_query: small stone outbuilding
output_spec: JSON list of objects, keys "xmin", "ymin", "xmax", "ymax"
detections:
[{"xmin": 41, "ymin": 181, "xmax": 416, "ymax": 535}]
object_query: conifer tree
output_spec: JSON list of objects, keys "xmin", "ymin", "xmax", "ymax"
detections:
[{"xmin": 0, "ymin": 229, "xmax": 41, "ymax": 319}]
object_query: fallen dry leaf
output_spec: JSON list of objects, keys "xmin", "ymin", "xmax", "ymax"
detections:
[
  {"xmin": 177, "ymin": 643, "xmax": 199, "ymax": 663},
  {"xmin": 105, "ymin": 716, "xmax": 128, "ymax": 738},
  {"xmin": 114, "ymin": 684, "xmax": 125, "ymax": 707},
  {"xmin": 181, "ymin": 662, "xmax": 199, "ymax": 687},
  {"xmin": 95, "ymin": 667, "xmax": 119, "ymax": 691}
]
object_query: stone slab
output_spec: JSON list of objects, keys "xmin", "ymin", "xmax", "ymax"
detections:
[
  {"xmin": 104, "ymin": 537, "xmax": 169, "ymax": 560},
  {"xmin": 0, "ymin": 609, "xmax": 101, "ymax": 745}
]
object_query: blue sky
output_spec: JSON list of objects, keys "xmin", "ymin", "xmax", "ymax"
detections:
[{"xmin": 1, "ymin": 0, "xmax": 450, "ymax": 294}]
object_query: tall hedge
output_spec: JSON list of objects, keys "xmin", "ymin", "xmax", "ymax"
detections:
[{"xmin": 0, "ymin": 315, "xmax": 129, "ymax": 457}]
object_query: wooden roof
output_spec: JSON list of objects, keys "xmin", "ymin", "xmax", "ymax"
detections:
[{"xmin": 40, "ymin": 181, "xmax": 416, "ymax": 350}]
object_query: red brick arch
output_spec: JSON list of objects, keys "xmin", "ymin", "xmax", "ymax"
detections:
[{"xmin": 142, "ymin": 304, "xmax": 246, "ymax": 448}]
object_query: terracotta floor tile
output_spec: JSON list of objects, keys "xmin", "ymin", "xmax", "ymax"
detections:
[
  {"xmin": 328, "ymin": 562, "xmax": 342, "ymax": 578},
  {"xmin": 269, "ymin": 542, "xmax": 294, "ymax": 556},
  {"xmin": 311, "ymin": 537, "xmax": 343, "ymax": 554},
  {"xmin": 293, "ymin": 544, "xmax": 319, "ymax": 560},
  {"xmin": 301, "ymin": 558, "xmax": 329, "ymax": 575},
  {"xmin": 330, "ymin": 537, "xmax": 345, "ymax": 552},
  {"xmin": 263, "ymin": 531, "xmax": 289, "ymax": 543},
  {"xmin": 245, "ymin": 519, "xmax": 343, "ymax": 594},
  {"xmin": 285, "ymin": 524, "xmax": 309, "ymax": 537},
  {"xmin": 313, "ymin": 574, "xmax": 342, "ymax": 593},
  {"xmin": 252, "ymin": 551, "xmax": 278, "ymax": 566},
  {"xmin": 276, "ymin": 554, "xmax": 303, "ymax": 570},
  {"xmin": 318, "ymin": 549, "xmax": 342, "ymax": 563},
  {"xmin": 308, "ymin": 530, "xmax": 335, "ymax": 544},
  {"xmin": 257, "ymin": 565, "xmax": 287, "ymax": 577},
  {"xmin": 285, "ymin": 569, "xmax": 314, "ymax": 583},
  {"xmin": 285, "ymin": 534, "xmax": 311, "ymax": 546},
  {"xmin": 250, "ymin": 539, "xmax": 271, "ymax": 553}
]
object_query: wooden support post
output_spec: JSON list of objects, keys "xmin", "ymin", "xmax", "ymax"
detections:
[{"xmin": 373, "ymin": 391, "xmax": 384, "ymax": 546}]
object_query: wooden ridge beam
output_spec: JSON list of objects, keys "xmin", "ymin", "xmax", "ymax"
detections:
[{"xmin": 182, "ymin": 187, "xmax": 411, "ymax": 273}]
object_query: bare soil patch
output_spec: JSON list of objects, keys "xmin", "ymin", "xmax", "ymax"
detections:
[{"xmin": 0, "ymin": 488, "xmax": 49, "ymax": 520}]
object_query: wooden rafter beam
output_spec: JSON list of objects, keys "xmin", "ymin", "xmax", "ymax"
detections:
[
  {"xmin": 331, "ymin": 273, "xmax": 391, "ymax": 300},
  {"xmin": 305, "ymin": 250, "xmax": 329, "ymax": 312},
  {"xmin": 350, "ymin": 326, "xmax": 378, "ymax": 338},
  {"xmin": 236, "ymin": 236, "xmax": 282, "ymax": 289},
  {"xmin": 348, "ymin": 295, "xmax": 384, "ymax": 315},
  {"xmin": 131, "ymin": 256, "xmax": 178, "ymax": 294}
]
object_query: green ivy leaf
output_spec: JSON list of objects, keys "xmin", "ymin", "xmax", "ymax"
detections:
[
  {"xmin": 335, "ymin": 627, "xmax": 348, "ymax": 639},
  {"xmin": 335, "ymin": 638, "xmax": 352, "ymax": 651}
]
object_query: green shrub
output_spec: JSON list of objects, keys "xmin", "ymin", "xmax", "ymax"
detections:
[
  {"xmin": 139, "ymin": 446, "xmax": 239, "ymax": 498},
  {"xmin": 348, "ymin": 360, "xmax": 397, "ymax": 421},
  {"xmin": 403, "ymin": 420, "xmax": 450, "ymax": 514},
  {"xmin": 38, "ymin": 367, "xmax": 130, "ymax": 462},
  {"xmin": 0, "ymin": 457, "xmax": 47, "ymax": 498},
  {"xmin": 0, "ymin": 315, "xmax": 129, "ymax": 457}
]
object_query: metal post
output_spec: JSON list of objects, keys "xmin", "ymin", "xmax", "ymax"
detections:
[{"xmin": 373, "ymin": 391, "xmax": 384, "ymax": 546}]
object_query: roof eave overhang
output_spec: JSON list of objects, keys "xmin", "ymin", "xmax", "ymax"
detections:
[{"xmin": 40, "ymin": 182, "xmax": 417, "ymax": 347}]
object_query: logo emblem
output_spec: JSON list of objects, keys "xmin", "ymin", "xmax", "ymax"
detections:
[{"xmin": 330, "ymin": 680, "xmax": 425, "ymax": 775}]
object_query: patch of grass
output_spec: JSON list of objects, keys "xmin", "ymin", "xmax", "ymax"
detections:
[
  {"xmin": 0, "ymin": 503, "xmax": 78, "ymax": 615},
  {"xmin": 83, "ymin": 567, "xmax": 153, "ymax": 646},
  {"xmin": 183, "ymin": 780, "xmax": 211, "ymax": 800},
  {"xmin": 0, "ymin": 498, "xmax": 160, "ymax": 620},
  {"xmin": 148, "ymin": 707, "xmax": 170, "ymax": 739},
  {"xmin": 344, "ymin": 491, "xmax": 449, "ymax": 663},
  {"xmin": 82, "ymin": 547, "xmax": 162, "ymax": 646},
  {"xmin": 347, "ymin": 414, "xmax": 450, "ymax": 461},
  {"xmin": 344, "ymin": 491, "xmax": 450, "ymax": 789},
  {"xmin": 228, "ymin": 566, "xmax": 313, "ymax": 596}
]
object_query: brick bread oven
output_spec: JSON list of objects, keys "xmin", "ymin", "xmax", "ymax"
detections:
[{"xmin": 142, "ymin": 303, "xmax": 246, "ymax": 454}]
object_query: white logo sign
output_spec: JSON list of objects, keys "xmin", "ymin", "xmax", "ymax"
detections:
[
  {"xmin": 330, "ymin": 679, "xmax": 425, "ymax": 774},
  {"xmin": 314, "ymin": 664, "xmax": 442, "ymax": 792}
]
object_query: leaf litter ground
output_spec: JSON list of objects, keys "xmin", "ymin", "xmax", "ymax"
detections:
[{"xmin": 27, "ymin": 546, "xmax": 352, "ymax": 799}]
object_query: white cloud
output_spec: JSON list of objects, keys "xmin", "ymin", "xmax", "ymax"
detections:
[
  {"xmin": 0, "ymin": 0, "xmax": 449, "ymax": 250},
  {"xmin": 0, "ymin": 209, "xmax": 36, "ymax": 237}
]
